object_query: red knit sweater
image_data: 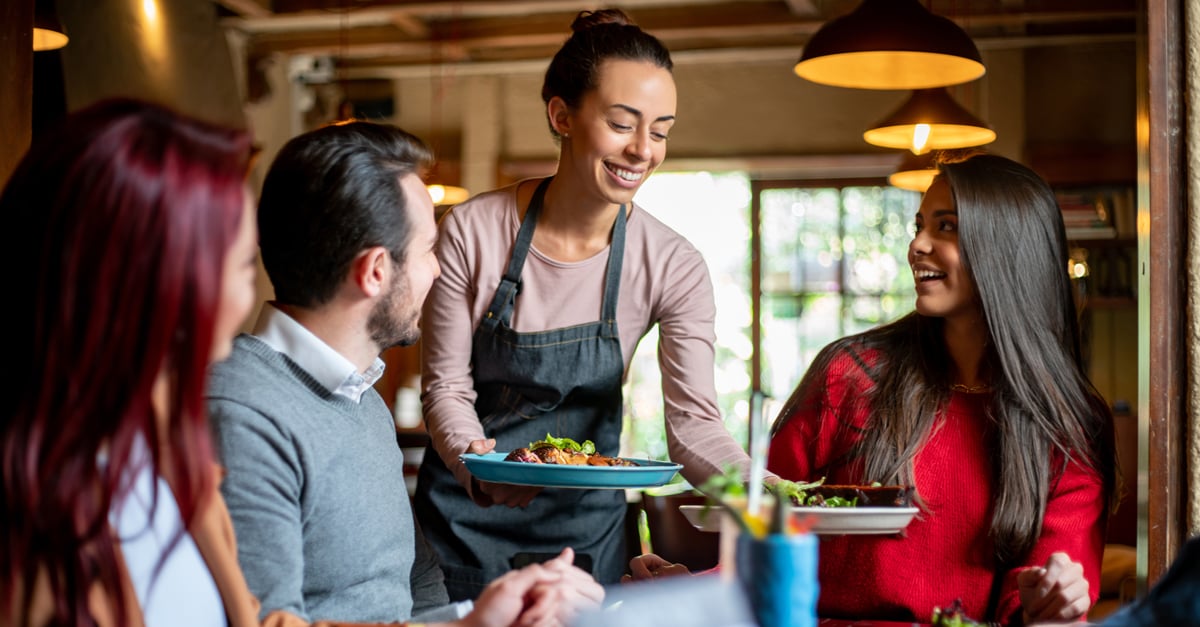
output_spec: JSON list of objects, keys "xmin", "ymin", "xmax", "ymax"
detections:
[{"xmin": 767, "ymin": 347, "xmax": 1106, "ymax": 624}]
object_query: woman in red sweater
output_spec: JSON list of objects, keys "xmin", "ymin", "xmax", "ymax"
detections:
[{"xmin": 767, "ymin": 153, "xmax": 1116, "ymax": 624}]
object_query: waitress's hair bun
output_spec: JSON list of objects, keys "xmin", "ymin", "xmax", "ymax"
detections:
[
  {"xmin": 541, "ymin": 8, "xmax": 673, "ymax": 138},
  {"xmin": 570, "ymin": 8, "xmax": 632, "ymax": 31}
]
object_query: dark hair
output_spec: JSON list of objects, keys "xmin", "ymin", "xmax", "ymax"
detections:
[
  {"xmin": 541, "ymin": 8, "xmax": 673, "ymax": 138},
  {"xmin": 774, "ymin": 153, "xmax": 1115, "ymax": 565},
  {"xmin": 0, "ymin": 98, "xmax": 251, "ymax": 624},
  {"xmin": 258, "ymin": 121, "xmax": 432, "ymax": 307}
]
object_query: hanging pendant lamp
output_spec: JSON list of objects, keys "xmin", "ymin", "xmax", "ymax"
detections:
[
  {"xmin": 794, "ymin": 0, "xmax": 983, "ymax": 90},
  {"xmin": 426, "ymin": 180, "xmax": 470, "ymax": 206},
  {"xmin": 888, "ymin": 151, "xmax": 939, "ymax": 192},
  {"xmin": 888, "ymin": 148, "xmax": 985, "ymax": 192},
  {"xmin": 33, "ymin": 0, "xmax": 68, "ymax": 51},
  {"xmin": 864, "ymin": 88, "xmax": 995, "ymax": 154}
]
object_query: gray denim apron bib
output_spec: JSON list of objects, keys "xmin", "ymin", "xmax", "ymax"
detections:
[{"xmin": 415, "ymin": 177, "xmax": 628, "ymax": 600}]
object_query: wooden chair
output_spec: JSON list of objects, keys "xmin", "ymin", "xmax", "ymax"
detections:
[{"xmin": 639, "ymin": 492, "xmax": 720, "ymax": 571}]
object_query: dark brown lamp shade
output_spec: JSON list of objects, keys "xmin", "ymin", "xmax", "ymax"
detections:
[
  {"xmin": 794, "ymin": 0, "xmax": 984, "ymax": 90},
  {"xmin": 864, "ymin": 88, "xmax": 995, "ymax": 154},
  {"xmin": 33, "ymin": 0, "xmax": 68, "ymax": 51}
]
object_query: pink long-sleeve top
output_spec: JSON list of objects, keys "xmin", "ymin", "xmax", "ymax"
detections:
[{"xmin": 420, "ymin": 181, "xmax": 750, "ymax": 493}]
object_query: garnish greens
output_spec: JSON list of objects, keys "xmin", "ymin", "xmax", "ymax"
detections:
[{"xmin": 529, "ymin": 433, "xmax": 596, "ymax": 455}]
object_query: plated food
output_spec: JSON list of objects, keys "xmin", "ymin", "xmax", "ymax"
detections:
[
  {"xmin": 460, "ymin": 434, "xmax": 682, "ymax": 488},
  {"xmin": 678, "ymin": 503, "xmax": 919, "ymax": 535},
  {"xmin": 504, "ymin": 434, "xmax": 636, "ymax": 467},
  {"xmin": 931, "ymin": 599, "xmax": 990, "ymax": 626},
  {"xmin": 777, "ymin": 478, "xmax": 913, "ymax": 508}
]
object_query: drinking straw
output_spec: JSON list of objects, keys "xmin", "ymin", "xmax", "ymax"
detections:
[{"xmin": 746, "ymin": 390, "xmax": 769, "ymax": 521}]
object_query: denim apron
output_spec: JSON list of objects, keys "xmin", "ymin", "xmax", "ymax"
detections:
[{"xmin": 415, "ymin": 177, "xmax": 628, "ymax": 601}]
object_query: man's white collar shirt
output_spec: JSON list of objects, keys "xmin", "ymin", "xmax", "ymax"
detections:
[{"xmin": 250, "ymin": 302, "xmax": 386, "ymax": 404}]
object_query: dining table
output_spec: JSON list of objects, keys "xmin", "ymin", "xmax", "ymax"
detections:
[{"xmin": 820, "ymin": 614, "xmax": 921, "ymax": 619}]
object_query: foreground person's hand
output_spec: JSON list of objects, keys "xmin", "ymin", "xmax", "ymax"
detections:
[
  {"xmin": 621, "ymin": 553, "xmax": 692, "ymax": 583},
  {"xmin": 457, "ymin": 548, "xmax": 601, "ymax": 627},
  {"xmin": 466, "ymin": 439, "xmax": 543, "ymax": 508},
  {"xmin": 514, "ymin": 548, "xmax": 605, "ymax": 626},
  {"xmin": 1018, "ymin": 552, "xmax": 1090, "ymax": 623}
]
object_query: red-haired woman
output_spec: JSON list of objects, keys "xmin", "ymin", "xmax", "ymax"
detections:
[{"xmin": 0, "ymin": 99, "xmax": 262, "ymax": 626}]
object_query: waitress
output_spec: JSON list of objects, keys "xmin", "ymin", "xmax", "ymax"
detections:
[{"xmin": 414, "ymin": 9, "xmax": 755, "ymax": 600}]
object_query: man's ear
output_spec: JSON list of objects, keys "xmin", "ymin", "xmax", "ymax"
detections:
[
  {"xmin": 547, "ymin": 96, "xmax": 572, "ymax": 138},
  {"xmin": 351, "ymin": 246, "xmax": 391, "ymax": 298}
]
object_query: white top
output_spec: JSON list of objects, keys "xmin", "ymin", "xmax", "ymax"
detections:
[{"xmin": 111, "ymin": 439, "xmax": 225, "ymax": 626}]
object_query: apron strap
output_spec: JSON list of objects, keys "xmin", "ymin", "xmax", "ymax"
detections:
[
  {"xmin": 482, "ymin": 176, "xmax": 627, "ymax": 327},
  {"xmin": 483, "ymin": 177, "xmax": 552, "ymax": 327},
  {"xmin": 599, "ymin": 203, "xmax": 626, "ymax": 322}
]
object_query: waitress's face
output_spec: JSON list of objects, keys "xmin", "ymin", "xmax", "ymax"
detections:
[
  {"xmin": 211, "ymin": 192, "xmax": 259, "ymax": 363},
  {"xmin": 559, "ymin": 59, "xmax": 676, "ymax": 207},
  {"xmin": 908, "ymin": 178, "xmax": 978, "ymax": 321}
]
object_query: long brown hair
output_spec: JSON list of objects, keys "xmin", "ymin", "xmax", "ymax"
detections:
[
  {"xmin": 774, "ymin": 154, "xmax": 1116, "ymax": 564},
  {"xmin": 0, "ymin": 99, "xmax": 250, "ymax": 625}
]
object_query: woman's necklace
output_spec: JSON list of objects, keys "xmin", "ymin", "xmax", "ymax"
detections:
[{"xmin": 950, "ymin": 383, "xmax": 992, "ymax": 394}]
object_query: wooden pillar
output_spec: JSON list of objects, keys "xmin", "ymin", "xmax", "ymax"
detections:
[
  {"xmin": 0, "ymin": 0, "xmax": 34, "ymax": 187},
  {"xmin": 461, "ymin": 75, "xmax": 500, "ymax": 196}
]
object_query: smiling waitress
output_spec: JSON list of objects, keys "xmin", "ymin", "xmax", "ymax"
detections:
[{"xmin": 413, "ymin": 9, "xmax": 755, "ymax": 600}]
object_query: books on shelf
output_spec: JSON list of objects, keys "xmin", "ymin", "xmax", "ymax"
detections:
[{"xmin": 1055, "ymin": 186, "xmax": 1134, "ymax": 240}]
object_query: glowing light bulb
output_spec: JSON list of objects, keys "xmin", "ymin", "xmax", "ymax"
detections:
[
  {"xmin": 911, "ymin": 124, "xmax": 931, "ymax": 155},
  {"xmin": 143, "ymin": 0, "xmax": 158, "ymax": 21},
  {"xmin": 428, "ymin": 185, "xmax": 447, "ymax": 204}
]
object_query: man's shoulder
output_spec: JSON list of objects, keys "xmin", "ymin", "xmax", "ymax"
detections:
[{"xmin": 207, "ymin": 335, "xmax": 308, "ymax": 421}]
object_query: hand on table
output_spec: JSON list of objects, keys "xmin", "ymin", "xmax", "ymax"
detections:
[
  {"xmin": 1018, "ymin": 551, "xmax": 1090, "ymax": 624},
  {"xmin": 466, "ymin": 439, "xmax": 543, "ymax": 508},
  {"xmin": 620, "ymin": 553, "xmax": 692, "ymax": 583},
  {"xmin": 459, "ymin": 548, "xmax": 603, "ymax": 627}
]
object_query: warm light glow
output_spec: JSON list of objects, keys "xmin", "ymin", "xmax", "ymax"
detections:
[
  {"xmin": 888, "ymin": 167, "xmax": 939, "ymax": 192},
  {"xmin": 911, "ymin": 124, "xmax": 931, "ymax": 155},
  {"xmin": 427, "ymin": 184, "xmax": 470, "ymax": 206},
  {"xmin": 32, "ymin": 28, "xmax": 68, "ymax": 51},
  {"xmin": 143, "ymin": 0, "xmax": 158, "ymax": 22},
  {"xmin": 865, "ymin": 123, "xmax": 996, "ymax": 151},
  {"xmin": 794, "ymin": 52, "xmax": 985, "ymax": 91},
  {"xmin": 1067, "ymin": 248, "xmax": 1090, "ymax": 279},
  {"xmin": 428, "ymin": 184, "xmax": 446, "ymax": 205}
]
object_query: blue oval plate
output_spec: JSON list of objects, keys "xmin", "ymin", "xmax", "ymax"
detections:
[{"xmin": 460, "ymin": 453, "xmax": 682, "ymax": 489}]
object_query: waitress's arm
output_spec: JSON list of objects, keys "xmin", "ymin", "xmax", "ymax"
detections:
[
  {"xmin": 420, "ymin": 208, "xmax": 494, "ymax": 499},
  {"xmin": 653, "ymin": 247, "xmax": 758, "ymax": 485}
]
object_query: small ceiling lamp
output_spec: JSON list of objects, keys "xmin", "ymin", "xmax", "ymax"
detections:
[
  {"xmin": 864, "ymin": 88, "xmax": 995, "ymax": 155},
  {"xmin": 888, "ymin": 151, "xmax": 939, "ymax": 192},
  {"xmin": 888, "ymin": 147, "xmax": 985, "ymax": 192},
  {"xmin": 794, "ymin": 0, "xmax": 984, "ymax": 90},
  {"xmin": 32, "ymin": 0, "xmax": 68, "ymax": 51},
  {"xmin": 426, "ymin": 180, "xmax": 470, "ymax": 206}
]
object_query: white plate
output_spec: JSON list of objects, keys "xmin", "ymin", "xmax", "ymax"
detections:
[{"xmin": 678, "ymin": 505, "xmax": 919, "ymax": 535}]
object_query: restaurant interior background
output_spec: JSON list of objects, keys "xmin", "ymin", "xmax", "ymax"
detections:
[{"xmin": 1, "ymin": 0, "xmax": 1194, "ymax": 615}]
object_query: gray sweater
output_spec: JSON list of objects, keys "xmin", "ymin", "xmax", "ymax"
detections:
[{"xmin": 207, "ymin": 335, "xmax": 449, "ymax": 623}]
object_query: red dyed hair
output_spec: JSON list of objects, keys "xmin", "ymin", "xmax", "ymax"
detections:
[{"xmin": 0, "ymin": 99, "xmax": 251, "ymax": 625}]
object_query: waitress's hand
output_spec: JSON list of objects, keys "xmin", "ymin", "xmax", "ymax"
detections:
[
  {"xmin": 621, "ymin": 553, "xmax": 691, "ymax": 583},
  {"xmin": 1018, "ymin": 552, "xmax": 1090, "ymax": 623},
  {"xmin": 467, "ymin": 439, "xmax": 543, "ymax": 508}
]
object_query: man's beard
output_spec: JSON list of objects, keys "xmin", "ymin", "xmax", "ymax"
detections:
[{"xmin": 368, "ymin": 271, "xmax": 420, "ymax": 351}]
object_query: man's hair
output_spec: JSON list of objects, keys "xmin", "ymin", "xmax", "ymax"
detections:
[{"xmin": 258, "ymin": 122, "xmax": 433, "ymax": 307}]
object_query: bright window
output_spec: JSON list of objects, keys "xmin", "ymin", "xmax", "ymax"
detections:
[{"xmin": 623, "ymin": 174, "xmax": 919, "ymax": 460}]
